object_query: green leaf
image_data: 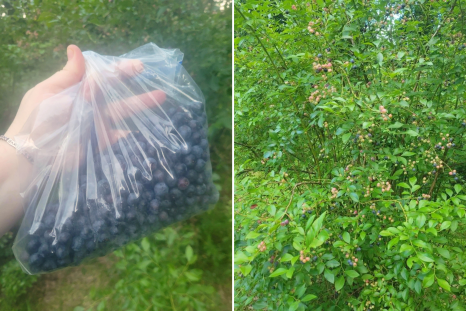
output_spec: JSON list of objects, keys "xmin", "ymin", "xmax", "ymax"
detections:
[
  {"xmin": 440, "ymin": 221, "xmax": 451, "ymax": 231},
  {"xmin": 335, "ymin": 276, "xmax": 345, "ymax": 291},
  {"xmin": 312, "ymin": 212, "xmax": 327, "ymax": 234},
  {"xmin": 269, "ymin": 268, "xmax": 288, "ymax": 277},
  {"xmin": 326, "ymin": 259, "xmax": 340, "ymax": 268},
  {"xmin": 324, "ymin": 269, "xmax": 335, "ymax": 283},
  {"xmin": 345, "ymin": 270, "xmax": 360, "ymax": 278},
  {"xmin": 343, "ymin": 232, "xmax": 350, "ymax": 244},
  {"xmin": 342, "ymin": 133, "xmax": 351, "ymax": 143},
  {"xmin": 377, "ymin": 52, "xmax": 384, "ymax": 65},
  {"xmin": 436, "ymin": 248, "xmax": 450, "ymax": 259},
  {"xmin": 246, "ymin": 231, "xmax": 261, "ymax": 239},
  {"xmin": 416, "ymin": 215, "xmax": 426, "ymax": 228},
  {"xmin": 437, "ymin": 279, "xmax": 451, "ymax": 292},
  {"xmin": 414, "ymin": 280, "xmax": 422, "ymax": 294},
  {"xmin": 455, "ymin": 184, "xmax": 462, "ymax": 194},
  {"xmin": 379, "ymin": 230, "xmax": 394, "ymax": 236},
  {"xmin": 286, "ymin": 266, "xmax": 295, "ymax": 279},
  {"xmin": 281, "ymin": 254, "xmax": 294, "ymax": 262},
  {"xmin": 389, "ymin": 122, "xmax": 404, "ymax": 129},
  {"xmin": 387, "ymin": 237, "xmax": 399, "ymax": 250},
  {"xmin": 397, "ymin": 182, "xmax": 410, "ymax": 189},
  {"xmin": 404, "ymin": 130, "xmax": 418, "ymax": 137},
  {"xmin": 417, "ymin": 253, "xmax": 435, "ymax": 263},
  {"xmin": 349, "ymin": 192, "xmax": 359, "ymax": 202},
  {"xmin": 186, "ymin": 245, "xmax": 194, "ymax": 263},
  {"xmin": 240, "ymin": 264, "xmax": 252, "ymax": 276},
  {"xmin": 141, "ymin": 238, "xmax": 151, "ymax": 252},
  {"xmin": 301, "ymin": 294, "xmax": 317, "ymax": 302},
  {"xmin": 423, "ymin": 273, "xmax": 435, "ymax": 288}
]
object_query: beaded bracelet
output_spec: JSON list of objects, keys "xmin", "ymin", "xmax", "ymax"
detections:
[{"xmin": 0, "ymin": 135, "xmax": 34, "ymax": 163}]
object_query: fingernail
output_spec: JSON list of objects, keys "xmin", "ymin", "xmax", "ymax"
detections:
[
  {"xmin": 134, "ymin": 61, "xmax": 144, "ymax": 73},
  {"xmin": 67, "ymin": 46, "xmax": 75, "ymax": 61}
]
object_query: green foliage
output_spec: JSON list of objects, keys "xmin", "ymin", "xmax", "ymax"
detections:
[
  {"xmin": 76, "ymin": 226, "xmax": 221, "ymax": 311},
  {"xmin": 0, "ymin": 233, "xmax": 38, "ymax": 310},
  {"xmin": 235, "ymin": 0, "xmax": 466, "ymax": 310},
  {"xmin": 0, "ymin": 0, "xmax": 231, "ymax": 310},
  {"xmin": 0, "ymin": 261, "xmax": 38, "ymax": 309}
]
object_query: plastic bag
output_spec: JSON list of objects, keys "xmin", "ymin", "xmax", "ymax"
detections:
[{"xmin": 12, "ymin": 43, "xmax": 219, "ymax": 274}]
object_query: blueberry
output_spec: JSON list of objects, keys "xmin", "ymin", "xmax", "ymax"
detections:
[
  {"xmin": 199, "ymin": 139, "xmax": 209, "ymax": 149},
  {"xmin": 55, "ymin": 245, "xmax": 69, "ymax": 259},
  {"xmin": 160, "ymin": 200, "xmax": 172, "ymax": 209},
  {"xmin": 196, "ymin": 184, "xmax": 207, "ymax": 195},
  {"xmin": 29, "ymin": 253, "xmax": 45, "ymax": 268},
  {"xmin": 185, "ymin": 197, "xmax": 197, "ymax": 205},
  {"xmin": 145, "ymin": 157, "xmax": 158, "ymax": 171},
  {"xmin": 146, "ymin": 145, "xmax": 157, "ymax": 157},
  {"xmin": 159, "ymin": 211, "xmax": 169, "ymax": 222},
  {"xmin": 185, "ymin": 185, "xmax": 196, "ymax": 197},
  {"xmin": 170, "ymin": 188, "xmax": 183, "ymax": 201},
  {"xmin": 317, "ymin": 53, "xmax": 322, "ymax": 58},
  {"xmin": 43, "ymin": 260, "xmax": 58, "ymax": 272},
  {"xmin": 137, "ymin": 141, "xmax": 147, "ymax": 152},
  {"xmin": 192, "ymin": 146, "xmax": 203, "ymax": 159},
  {"xmin": 86, "ymin": 239, "xmax": 96, "ymax": 252},
  {"xmin": 127, "ymin": 166, "xmax": 142, "ymax": 181},
  {"xmin": 27, "ymin": 238, "xmax": 41, "ymax": 253},
  {"xmin": 178, "ymin": 177, "xmax": 190, "ymax": 190},
  {"xmin": 350, "ymin": 58, "xmax": 355, "ymax": 63},
  {"xmin": 194, "ymin": 159, "xmax": 206, "ymax": 172},
  {"xmin": 172, "ymin": 112, "xmax": 189, "ymax": 126},
  {"xmin": 174, "ymin": 163, "xmax": 187, "ymax": 176},
  {"xmin": 165, "ymin": 174, "xmax": 178, "ymax": 188},
  {"xmin": 179, "ymin": 143, "xmax": 192, "ymax": 155},
  {"xmin": 142, "ymin": 190, "xmax": 154, "ymax": 201},
  {"xmin": 127, "ymin": 193, "xmax": 139, "ymax": 205},
  {"xmin": 149, "ymin": 199, "xmax": 160, "ymax": 214},
  {"xmin": 154, "ymin": 183, "xmax": 169, "ymax": 197},
  {"xmin": 183, "ymin": 154, "xmax": 196, "ymax": 168},
  {"xmin": 174, "ymin": 198, "xmax": 185, "ymax": 207},
  {"xmin": 58, "ymin": 231, "xmax": 71, "ymax": 244},
  {"xmin": 97, "ymin": 179, "xmax": 110, "ymax": 195},
  {"xmin": 153, "ymin": 170, "xmax": 166, "ymax": 183},
  {"xmin": 190, "ymin": 131, "xmax": 202, "ymax": 144},
  {"xmin": 179, "ymin": 125, "xmax": 192, "ymax": 139},
  {"xmin": 186, "ymin": 170, "xmax": 199, "ymax": 183},
  {"xmin": 71, "ymin": 237, "xmax": 84, "ymax": 252}
]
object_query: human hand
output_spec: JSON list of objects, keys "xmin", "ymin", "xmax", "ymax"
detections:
[{"xmin": 0, "ymin": 44, "xmax": 167, "ymax": 237}]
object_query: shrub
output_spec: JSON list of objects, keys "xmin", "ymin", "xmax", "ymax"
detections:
[{"xmin": 234, "ymin": 0, "xmax": 466, "ymax": 310}]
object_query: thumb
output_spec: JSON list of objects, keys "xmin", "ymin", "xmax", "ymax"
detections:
[{"xmin": 39, "ymin": 45, "xmax": 86, "ymax": 92}]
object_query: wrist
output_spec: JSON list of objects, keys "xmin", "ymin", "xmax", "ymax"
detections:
[{"xmin": 0, "ymin": 140, "xmax": 19, "ymax": 179}]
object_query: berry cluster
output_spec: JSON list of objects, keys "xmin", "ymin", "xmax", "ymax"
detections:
[
  {"xmin": 330, "ymin": 187, "xmax": 338, "ymax": 199},
  {"xmin": 258, "ymin": 241, "xmax": 267, "ymax": 252},
  {"xmin": 345, "ymin": 253, "xmax": 358, "ymax": 267},
  {"xmin": 308, "ymin": 83, "xmax": 336, "ymax": 105},
  {"xmin": 299, "ymin": 250, "xmax": 311, "ymax": 263},
  {"xmin": 280, "ymin": 219, "xmax": 289, "ymax": 226},
  {"xmin": 378, "ymin": 105, "xmax": 392, "ymax": 121},
  {"xmin": 307, "ymin": 20, "xmax": 320, "ymax": 36},
  {"xmin": 18, "ymin": 102, "xmax": 218, "ymax": 274}
]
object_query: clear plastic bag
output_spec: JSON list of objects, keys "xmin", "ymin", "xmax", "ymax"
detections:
[{"xmin": 12, "ymin": 43, "xmax": 219, "ymax": 274}]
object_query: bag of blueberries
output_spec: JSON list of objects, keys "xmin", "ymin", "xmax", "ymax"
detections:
[{"xmin": 12, "ymin": 43, "xmax": 219, "ymax": 274}]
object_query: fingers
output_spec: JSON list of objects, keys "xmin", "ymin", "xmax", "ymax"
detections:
[
  {"xmin": 82, "ymin": 59, "xmax": 145, "ymax": 102},
  {"xmin": 110, "ymin": 90, "xmax": 167, "ymax": 120},
  {"xmin": 37, "ymin": 45, "xmax": 86, "ymax": 93}
]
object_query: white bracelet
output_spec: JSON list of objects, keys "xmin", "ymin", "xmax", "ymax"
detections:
[{"xmin": 0, "ymin": 135, "xmax": 34, "ymax": 163}]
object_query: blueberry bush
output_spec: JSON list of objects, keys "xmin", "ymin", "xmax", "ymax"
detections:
[
  {"xmin": 234, "ymin": 0, "xmax": 466, "ymax": 310},
  {"xmin": 0, "ymin": 0, "xmax": 231, "ymax": 309}
]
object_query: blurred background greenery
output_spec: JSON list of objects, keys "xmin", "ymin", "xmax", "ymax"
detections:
[{"xmin": 0, "ymin": 0, "xmax": 232, "ymax": 310}]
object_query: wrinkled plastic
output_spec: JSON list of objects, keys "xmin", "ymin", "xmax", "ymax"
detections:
[{"xmin": 12, "ymin": 43, "xmax": 219, "ymax": 274}]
